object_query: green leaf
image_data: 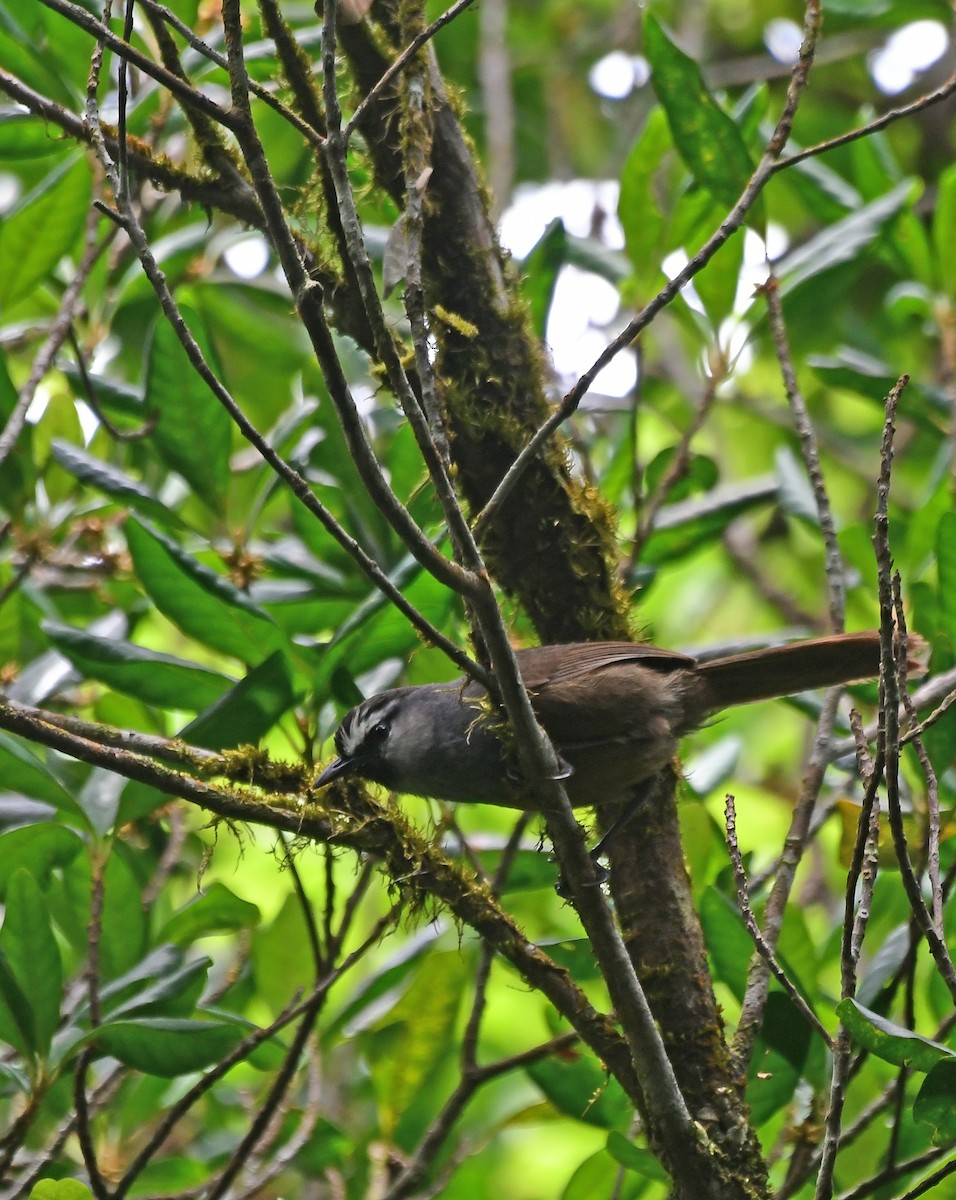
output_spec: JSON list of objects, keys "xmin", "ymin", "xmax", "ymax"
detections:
[
  {"xmin": 693, "ymin": 226, "xmax": 744, "ymax": 327},
  {"xmin": 774, "ymin": 446, "xmax": 818, "ymax": 525},
  {"xmin": 105, "ymin": 958, "xmax": 210, "ymax": 1021},
  {"xmin": 52, "ymin": 948, "xmax": 207, "ymax": 1052},
  {"xmin": 606, "ymin": 1131, "xmax": 670, "ymax": 1181},
  {"xmin": 322, "ymin": 927, "xmax": 444, "ymax": 1044},
  {"xmin": 0, "ymin": 349, "xmax": 34, "ymax": 511},
  {"xmin": 0, "ymin": 112, "xmax": 68, "ymax": 159},
  {"xmin": 644, "ymin": 15, "xmax": 759, "ymax": 223},
  {"xmin": 96, "ymin": 851, "xmax": 149, "ymax": 981},
  {"xmin": 144, "ymin": 304, "xmax": 232, "ymax": 511},
  {"xmin": 644, "ymin": 448, "xmax": 719, "ymax": 504},
  {"xmin": 0, "ymin": 156, "xmax": 92, "ymax": 310},
  {"xmin": 366, "ymin": 950, "xmax": 466, "ymax": 1138},
  {"xmin": 746, "ymin": 993, "xmax": 812, "ymax": 1125},
  {"xmin": 520, "ymin": 218, "xmax": 568, "ymax": 339},
  {"xmin": 837, "ymin": 998, "xmax": 956, "ymax": 1071},
  {"xmin": 315, "ymin": 558, "xmax": 456, "ymax": 697},
  {"xmin": 933, "ymin": 165, "xmax": 956, "ymax": 297},
  {"xmin": 125, "ymin": 516, "xmax": 289, "ymax": 665},
  {"xmin": 29, "ymin": 1180, "xmax": 94, "ymax": 1200},
  {"xmin": 639, "ymin": 476, "xmax": 777, "ymax": 568},
  {"xmin": 527, "ymin": 1047, "xmax": 632, "ymax": 1130},
  {"xmin": 914, "ymin": 1059, "xmax": 956, "ymax": 1142},
  {"xmin": 776, "ymin": 180, "xmax": 916, "ymax": 295},
  {"xmin": 252, "ymin": 891, "xmax": 318, "ymax": 1018},
  {"xmin": 0, "ymin": 826, "xmax": 83, "ymax": 900},
  {"xmin": 0, "ymin": 943, "xmax": 36, "ymax": 1057},
  {"xmin": 41, "ymin": 620, "xmax": 236, "ymax": 711},
  {"xmin": 178, "ymin": 650, "xmax": 296, "ymax": 750},
  {"xmin": 92, "ymin": 1016, "xmax": 245, "ymax": 1076},
  {"xmin": 159, "ymin": 882, "xmax": 261, "ymax": 947},
  {"xmin": 618, "ymin": 107, "xmax": 670, "ymax": 285},
  {"xmin": 0, "ymin": 870, "xmax": 63, "ymax": 1058},
  {"xmin": 0, "ymin": 732, "xmax": 87, "ymax": 822},
  {"xmin": 50, "ymin": 440, "xmax": 180, "ymax": 526},
  {"xmin": 700, "ymin": 886, "xmax": 752, "ymax": 999}
]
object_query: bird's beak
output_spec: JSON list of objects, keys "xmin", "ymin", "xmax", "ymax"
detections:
[{"xmin": 315, "ymin": 756, "xmax": 355, "ymax": 787}]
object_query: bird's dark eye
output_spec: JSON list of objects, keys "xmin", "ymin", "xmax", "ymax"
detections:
[{"xmin": 366, "ymin": 721, "xmax": 389, "ymax": 746}]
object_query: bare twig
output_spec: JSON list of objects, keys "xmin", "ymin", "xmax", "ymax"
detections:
[
  {"xmin": 724, "ymin": 794, "xmax": 832, "ymax": 1048},
  {"xmin": 894, "ymin": 575, "xmax": 943, "ymax": 930},
  {"xmin": 0, "ymin": 693, "xmax": 646, "ymax": 1111},
  {"xmin": 776, "ymin": 70, "xmax": 956, "ymax": 172},
  {"xmin": 762, "ymin": 272, "xmax": 845, "ymax": 631},
  {"xmin": 114, "ymin": 903, "xmax": 401, "ymax": 1200},
  {"xmin": 841, "ymin": 1147, "xmax": 955, "ymax": 1200}
]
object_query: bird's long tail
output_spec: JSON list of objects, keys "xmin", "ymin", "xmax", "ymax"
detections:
[{"xmin": 697, "ymin": 631, "xmax": 925, "ymax": 710}]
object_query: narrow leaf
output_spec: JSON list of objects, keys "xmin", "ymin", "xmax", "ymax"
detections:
[
  {"xmin": 914, "ymin": 1059, "xmax": 956, "ymax": 1142},
  {"xmin": 0, "ymin": 156, "xmax": 92, "ymax": 310},
  {"xmin": 932, "ymin": 164, "xmax": 956, "ymax": 298},
  {"xmin": 179, "ymin": 650, "xmax": 296, "ymax": 749},
  {"xmin": 41, "ymin": 620, "xmax": 236, "ymax": 711},
  {"xmin": 92, "ymin": 1016, "xmax": 245, "ymax": 1076},
  {"xmin": 0, "ymin": 870, "xmax": 63, "ymax": 1058},
  {"xmin": 125, "ymin": 516, "xmax": 289, "ymax": 665},
  {"xmin": 776, "ymin": 180, "xmax": 915, "ymax": 295},
  {"xmin": 837, "ymin": 998, "xmax": 956, "ymax": 1072},
  {"xmin": 159, "ymin": 882, "xmax": 261, "ymax": 947},
  {"xmin": 144, "ymin": 305, "xmax": 232, "ymax": 511},
  {"xmin": 645, "ymin": 15, "xmax": 758, "ymax": 222},
  {"xmin": 618, "ymin": 107, "xmax": 670, "ymax": 284},
  {"xmin": 0, "ymin": 731, "xmax": 86, "ymax": 821},
  {"xmin": 50, "ymin": 440, "xmax": 180, "ymax": 526},
  {"xmin": 0, "ymin": 826, "xmax": 83, "ymax": 900},
  {"xmin": 936, "ymin": 511, "xmax": 956, "ymax": 655}
]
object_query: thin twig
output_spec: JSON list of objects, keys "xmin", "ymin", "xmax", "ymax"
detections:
[
  {"xmin": 872, "ymin": 381, "xmax": 956, "ymax": 1002},
  {"xmin": 841, "ymin": 1148, "xmax": 955, "ymax": 1200},
  {"xmin": 894, "ymin": 576, "xmax": 943, "ymax": 930},
  {"xmin": 115, "ymin": 903, "xmax": 402, "ymax": 1200},
  {"xmin": 763, "ymin": 271, "xmax": 845, "ymax": 631},
  {"xmin": 216, "ymin": 0, "xmax": 483, "ymax": 620},
  {"xmin": 320, "ymin": 0, "xmax": 484, "ymax": 581},
  {"xmin": 724, "ymin": 794, "xmax": 832, "ymax": 1048},
  {"xmin": 776, "ymin": 70, "xmax": 956, "ymax": 171},
  {"xmin": 384, "ymin": 1030, "xmax": 579, "ymax": 1200},
  {"xmin": 731, "ymin": 685, "xmax": 841, "ymax": 1075},
  {"xmin": 0, "ymin": 693, "xmax": 646, "ymax": 1113}
]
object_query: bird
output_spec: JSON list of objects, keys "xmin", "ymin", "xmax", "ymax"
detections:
[{"xmin": 316, "ymin": 631, "xmax": 919, "ymax": 809}]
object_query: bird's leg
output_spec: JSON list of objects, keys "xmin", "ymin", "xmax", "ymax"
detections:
[{"xmin": 588, "ymin": 778, "xmax": 659, "ymax": 867}]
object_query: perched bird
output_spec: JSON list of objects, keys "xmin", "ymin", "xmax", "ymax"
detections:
[{"xmin": 317, "ymin": 632, "xmax": 912, "ymax": 808}]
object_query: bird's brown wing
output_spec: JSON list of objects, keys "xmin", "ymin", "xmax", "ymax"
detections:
[
  {"xmin": 513, "ymin": 643, "xmax": 697, "ymax": 742},
  {"xmin": 507, "ymin": 643, "xmax": 698, "ymax": 796},
  {"xmin": 511, "ymin": 641, "xmax": 697, "ymax": 689}
]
